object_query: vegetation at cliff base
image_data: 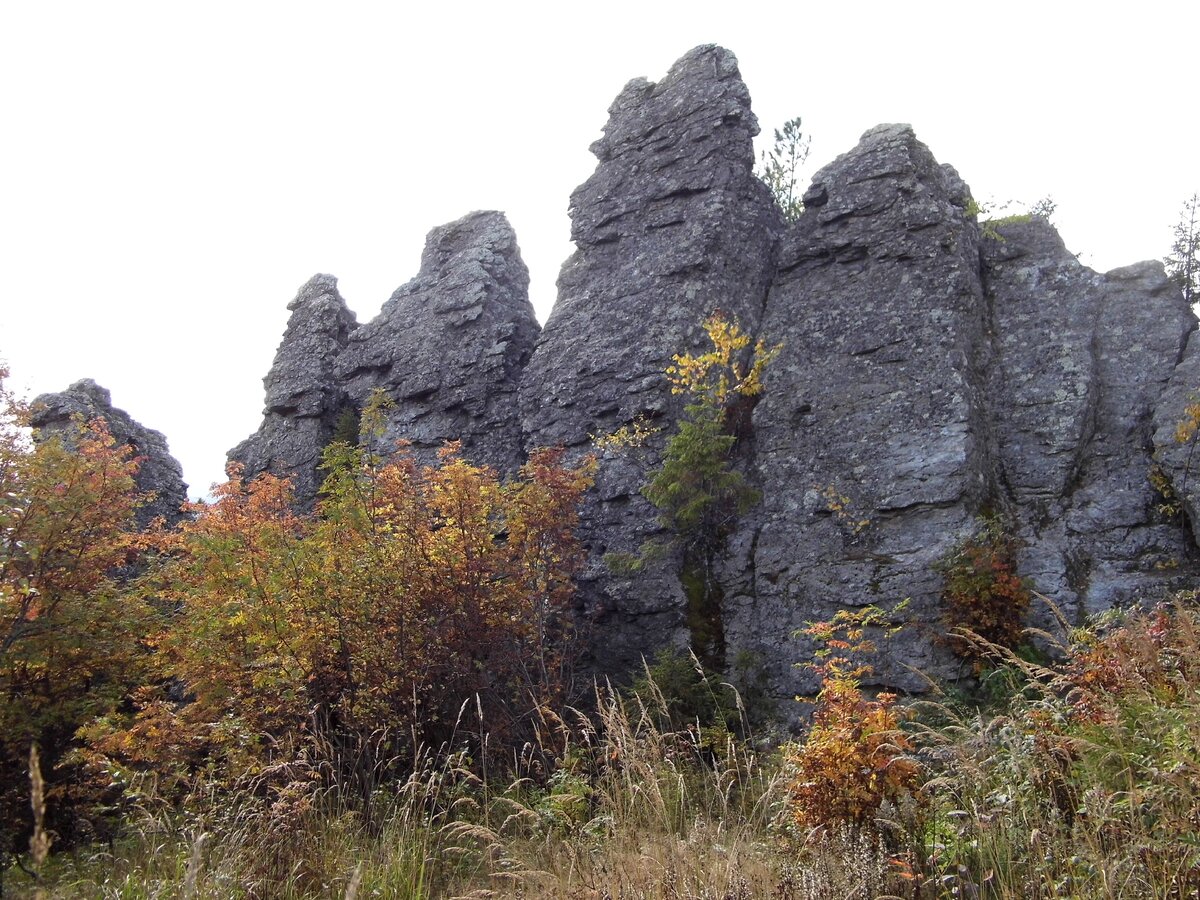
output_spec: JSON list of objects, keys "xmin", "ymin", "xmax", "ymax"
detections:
[{"xmin": 5, "ymin": 355, "xmax": 1200, "ymax": 898}]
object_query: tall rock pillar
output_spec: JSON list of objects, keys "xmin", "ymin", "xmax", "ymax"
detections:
[{"xmin": 520, "ymin": 45, "xmax": 781, "ymax": 675}]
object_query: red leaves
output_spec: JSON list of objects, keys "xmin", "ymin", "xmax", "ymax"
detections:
[
  {"xmin": 935, "ymin": 518, "xmax": 1032, "ymax": 664},
  {"xmin": 149, "ymin": 439, "xmax": 595, "ymax": 773}
]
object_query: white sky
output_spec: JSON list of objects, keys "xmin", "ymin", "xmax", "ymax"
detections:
[{"xmin": 2, "ymin": 1, "xmax": 1197, "ymax": 496}]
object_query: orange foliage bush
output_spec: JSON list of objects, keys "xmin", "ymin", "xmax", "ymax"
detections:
[
  {"xmin": 95, "ymin": 432, "xmax": 595, "ymax": 792},
  {"xmin": 1068, "ymin": 600, "xmax": 1200, "ymax": 723},
  {"xmin": 788, "ymin": 680, "xmax": 921, "ymax": 831},
  {"xmin": 935, "ymin": 517, "xmax": 1031, "ymax": 664},
  {"xmin": 0, "ymin": 365, "xmax": 153, "ymax": 849},
  {"xmin": 788, "ymin": 605, "xmax": 922, "ymax": 832}
]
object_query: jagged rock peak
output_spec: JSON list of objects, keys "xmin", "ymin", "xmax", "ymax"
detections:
[
  {"xmin": 408, "ymin": 210, "xmax": 530, "ymax": 306},
  {"xmin": 231, "ymin": 210, "xmax": 539, "ymax": 510},
  {"xmin": 31, "ymin": 380, "xmax": 188, "ymax": 527},
  {"xmin": 338, "ymin": 209, "xmax": 538, "ymax": 473},
  {"xmin": 784, "ymin": 123, "xmax": 973, "ymax": 270},
  {"xmin": 264, "ymin": 274, "xmax": 357, "ymax": 417},
  {"xmin": 289, "ymin": 272, "xmax": 344, "ymax": 308},
  {"xmin": 519, "ymin": 44, "xmax": 780, "ymax": 676},
  {"xmin": 982, "ymin": 215, "xmax": 1197, "ymax": 620},
  {"xmin": 588, "ymin": 44, "xmax": 755, "ymax": 165},
  {"xmin": 735, "ymin": 123, "xmax": 990, "ymax": 701},
  {"xmin": 570, "ymin": 45, "xmax": 767, "ymax": 251},
  {"xmin": 227, "ymin": 271, "xmax": 359, "ymax": 509}
]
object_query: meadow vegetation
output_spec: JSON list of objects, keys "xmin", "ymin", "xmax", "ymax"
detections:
[{"xmin": 4, "ymin": 341, "xmax": 1200, "ymax": 897}]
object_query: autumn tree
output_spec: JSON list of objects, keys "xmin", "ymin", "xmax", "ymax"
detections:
[
  {"xmin": 101, "ymin": 404, "xmax": 595, "ymax": 797},
  {"xmin": 0, "ymin": 364, "xmax": 153, "ymax": 856},
  {"xmin": 642, "ymin": 314, "xmax": 779, "ymax": 669},
  {"xmin": 1166, "ymin": 192, "xmax": 1200, "ymax": 305}
]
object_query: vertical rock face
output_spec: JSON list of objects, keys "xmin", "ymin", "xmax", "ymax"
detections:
[
  {"xmin": 1155, "ymin": 323, "xmax": 1200, "ymax": 546},
  {"xmin": 31, "ymin": 379, "xmax": 188, "ymax": 527},
  {"xmin": 230, "ymin": 211, "xmax": 538, "ymax": 509},
  {"xmin": 725, "ymin": 126, "xmax": 1199, "ymax": 707},
  {"xmin": 337, "ymin": 210, "xmax": 539, "ymax": 473},
  {"xmin": 222, "ymin": 44, "xmax": 1200, "ymax": 708},
  {"xmin": 230, "ymin": 273, "xmax": 358, "ymax": 507},
  {"xmin": 729, "ymin": 124, "xmax": 991, "ymax": 696},
  {"xmin": 984, "ymin": 224, "xmax": 1198, "ymax": 624},
  {"xmin": 519, "ymin": 45, "xmax": 781, "ymax": 675}
]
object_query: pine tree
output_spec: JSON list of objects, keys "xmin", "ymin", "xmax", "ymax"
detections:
[
  {"xmin": 757, "ymin": 117, "xmax": 810, "ymax": 224},
  {"xmin": 1166, "ymin": 192, "xmax": 1200, "ymax": 305}
]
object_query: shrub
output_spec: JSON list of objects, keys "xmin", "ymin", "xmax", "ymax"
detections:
[
  {"xmin": 787, "ymin": 604, "xmax": 923, "ymax": 834},
  {"xmin": 0, "ymin": 365, "xmax": 154, "ymax": 854},
  {"xmin": 935, "ymin": 516, "xmax": 1031, "ymax": 665},
  {"xmin": 87, "ymin": 421, "xmax": 596, "ymax": 801},
  {"xmin": 788, "ymin": 679, "xmax": 922, "ymax": 833}
]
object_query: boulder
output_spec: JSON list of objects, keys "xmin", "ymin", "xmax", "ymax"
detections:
[{"xmin": 32, "ymin": 379, "xmax": 188, "ymax": 527}]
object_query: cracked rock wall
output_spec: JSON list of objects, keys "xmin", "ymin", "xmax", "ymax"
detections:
[{"xmin": 226, "ymin": 45, "xmax": 1200, "ymax": 704}]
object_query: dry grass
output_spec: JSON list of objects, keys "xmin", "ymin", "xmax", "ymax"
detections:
[{"xmin": 8, "ymin": 599, "xmax": 1200, "ymax": 899}]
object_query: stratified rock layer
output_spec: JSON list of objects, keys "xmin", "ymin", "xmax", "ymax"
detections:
[
  {"xmin": 32, "ymin": 379, "xmax": 188, "ymax": 527},
  {"xmin": 224, "ymin": 45, "xmax": 1200, "ymax": 708},
  {"xmin": 230, "ymin": 211, "xmax": 538, "ymax": 508},
  {"xmin": 338, "ymin": 210, "xmax": 538, "ymax": 473},
  {"xmin": 519, "ymin": 44, "xmax": 781, "ymax": 675}
]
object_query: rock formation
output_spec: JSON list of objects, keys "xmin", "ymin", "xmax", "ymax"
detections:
[
  {"xmin": 229, "ymin": 273, "xmax": 358, "ymax": 506},
  {"xmin": 729, "ymin": 124, "xmax": 993, "ymax": 694},
  {"xmin": 724, "ymin": 140, "xmax": 1199, "ymax": 700},
  {"xmin": 225, "ymin": 44, "xmax": 1200, "ymax": 707},
  {"xmin": 984, "ymin": 223, "xmax": 1196, "ymax": 625},
  {"xmin": 337, "ymin": 210, "xmax": 538, "ymax": 474},
  {"xmin": 230, "ymin": 210, "xmax": 538, "ymax": 507},
  {"xmin": 31, "ymin": 379, "xmax": 188, "ymax": 527},
  {"xmin": 518, "ymin": 44, "xmax": 781, "ymax": 675}
]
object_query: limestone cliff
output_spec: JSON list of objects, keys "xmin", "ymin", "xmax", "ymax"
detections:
[
  {"xmin": 230, "ymin": 210, "xmax": 538, "ymax": 507},
  {"xmin": 519, "ymin": 44, "xmax": 781, "ymax": 675},
  {"xmin": 225, "ymin": 45, "xmax": 1200, "ymax": 704}
]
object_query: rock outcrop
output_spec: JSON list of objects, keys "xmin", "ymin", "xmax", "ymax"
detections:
[
  {"xmin": 230, "ymin": 211, "xmax": 538, "ymax": 508},
  {"xmin": 229, "ymin": 273, "xmax": 358, "ymax": 506},
  {"xmin": 728, "ymin": 124, "xmax": 991, "ymax": 695},
  {"xmin": 31, "ymin": 379, "xmax": 188, "ymax": 527},
  {"xmin": 984, "ymin": 223, "xmax": 1197, "ymax": 625},
  {"xmin": 519, "ymin": 44, "xmax": 781, "ymax": 675},
  {"xmin": 223, "ymin": 45, "xmax": 1200, "ymax": 707},
  {"xmin": 722, "ymin": 150, "xmax": 1200, "ymax": 702},
  {"xmin": 337, "ymin": 210, "xmax": 538, "ymax": 473}
]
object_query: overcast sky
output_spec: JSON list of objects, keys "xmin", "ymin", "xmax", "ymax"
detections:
[{"xmin": 2, "ymin": 1, "xmax": 1197, "ymax": 496}]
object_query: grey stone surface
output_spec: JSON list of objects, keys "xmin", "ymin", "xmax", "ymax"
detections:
[
  {"xmin": 223, "ymin": 45, "xmax": 1200, "ymax": 706},
  {"xmin": 231, "ymin": 211, "xmax": 538, "ymax": 509},
  {"xmin": 337, "ymin": 210, "xmax": 539, "ymax": 473},
  {"xmin": 519, "ymin": 44, "xmax": 781, "ymax": 676},
  {"xmin": 985, "ymin": 225, "xmax": 1199, "ymax": 624},
  {"xmin": 229, "ymin": 273, "xmax": 358, "ymax": 508},
  {"xmin": 31, "ymin": 379, "xmax": 188, "ymax": 528},
  {"xmin": 729, "ymin": 124, "xmax": 991, "ymax": 699}
]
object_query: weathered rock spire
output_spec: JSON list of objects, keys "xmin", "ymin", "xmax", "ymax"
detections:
[
  {"xmin": 32, "ymin": 379, "xmax": 188, "ymax": 527},
  {"xmin": 230, "ymin": 210, "xmax": 538, "ymax": 509}
]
